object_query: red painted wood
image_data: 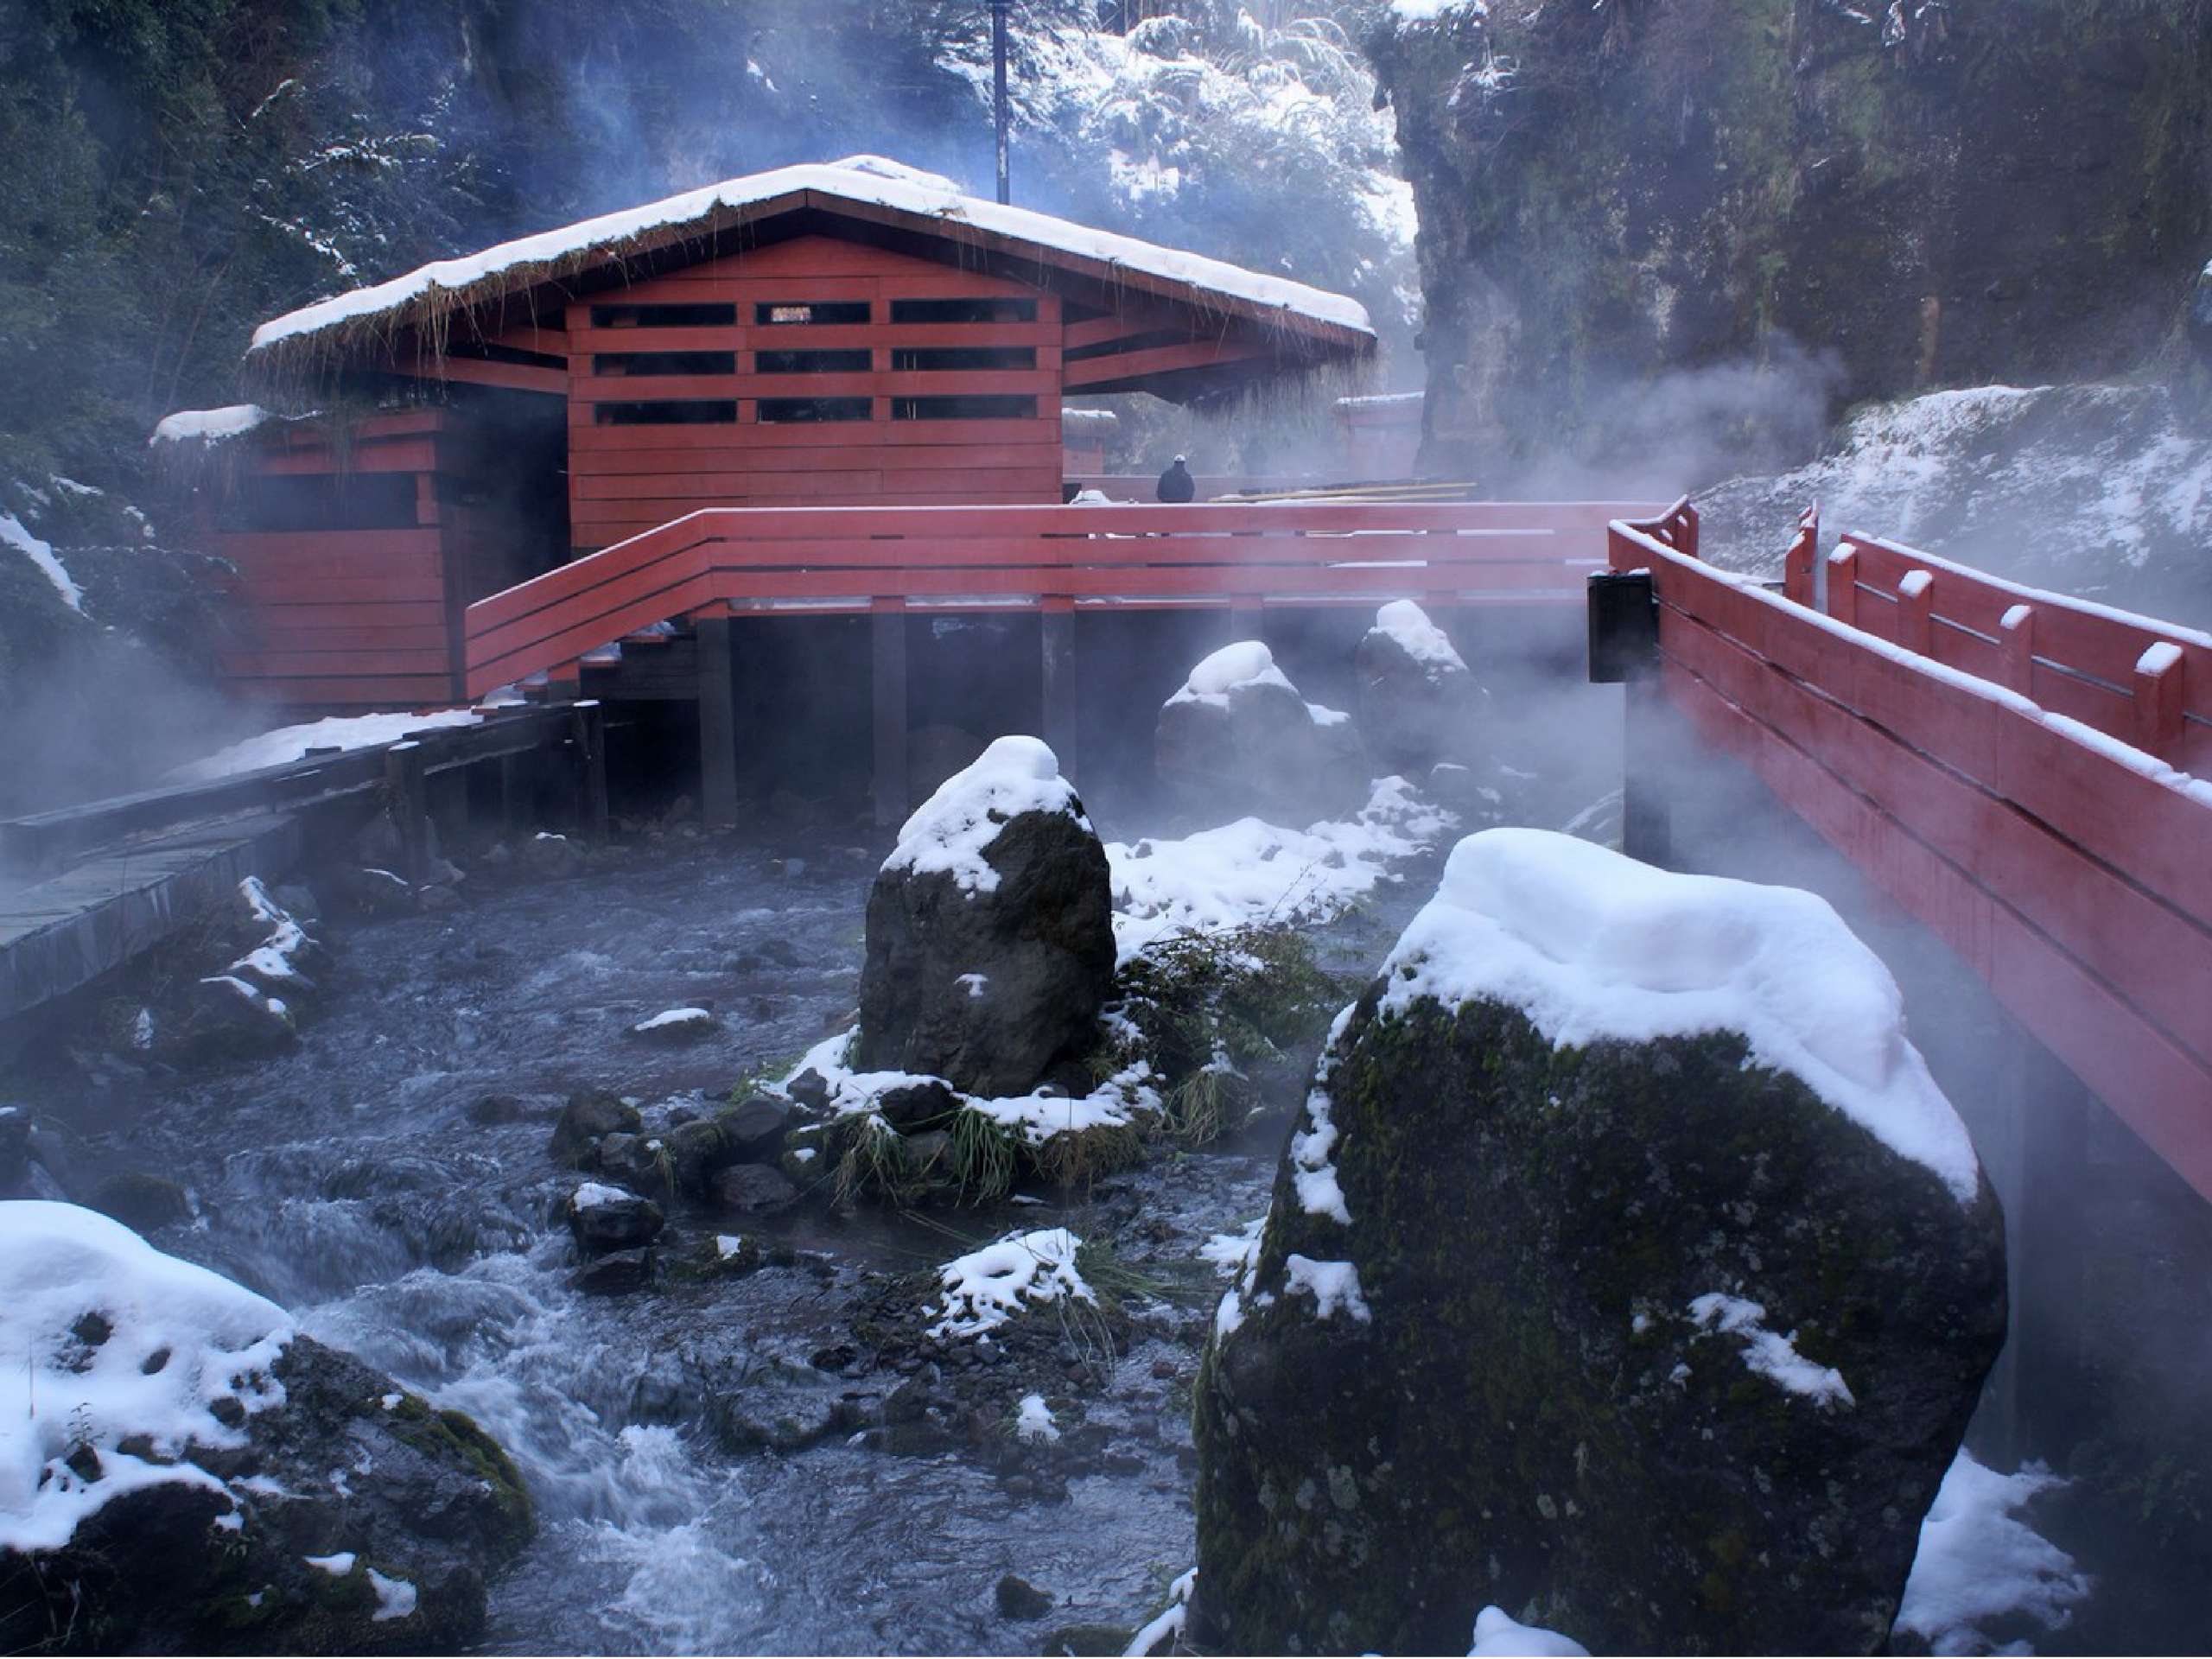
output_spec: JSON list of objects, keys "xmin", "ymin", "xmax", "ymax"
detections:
[
  {"xmin": 1783, "ymin": 505, "xmax": 1818, "ymax": 606},
  {"xmin": 1659, "ymin": 651, "xmax": 2212, "ymax": 1201},
  {"xmin": 434, "ymin": 356, "xmax": 565, "ymax": 396},
  {"xmin": 464, "ymin": 500, "xmax": 1643, "ymax": 691},
  {"xmin": 1611, "ymin": 506, "xmax": 2212, "ymax": 1201},
  {"xmin": 219, "ymin": 674, "xmax": 454, "ymax": 705},
  {"xmin": 1662, "ymin": 603, "xmax": 2212, "ymax": 1063},
  {"xmin": 1061, "ymin": 337, "xmax": 1268, "ymax": 390}
]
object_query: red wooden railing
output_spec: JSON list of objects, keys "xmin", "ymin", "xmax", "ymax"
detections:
[
  {"xmin": 465, "ymin": 499, "xmax": 1656, "ymax": 697},
  {"xmin": 1615, "ymin": 502, "xmax": 2212, "ymax": 1200}
]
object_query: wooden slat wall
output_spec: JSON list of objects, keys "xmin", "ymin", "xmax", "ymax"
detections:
[
  {"xmin": 1617, "ymin": 507, "xmax": 2212, "ymax": 1202},
  {"xmin": 214, "ymin": 414, "xmax": 462, "ymax": 709},
  {"xmin": 564, "ymin": 236, "xmax": 1065, "ymax": 546}
]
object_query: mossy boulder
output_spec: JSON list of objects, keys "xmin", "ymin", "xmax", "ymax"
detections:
[
  {"xmin": 856, "ymin": 741, "xmax": 1115, "ymax": 1097},
  {"xmin": 1190, "ymin": 984, "xmax": 2006, "ymax": 1655},
  {"xmin": 0, "ymin": 1334, "xmax": 531, "ymax": 1654}
]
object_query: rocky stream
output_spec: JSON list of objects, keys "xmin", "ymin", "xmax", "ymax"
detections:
[{"xmin": 10, "ymin": 805, "xmax": 1443, "ymax": 1655}]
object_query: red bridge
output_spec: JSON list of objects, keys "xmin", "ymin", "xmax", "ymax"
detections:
[{"xmin": 1610, "ymin": 503, "xmax": 2212, "ymax": 1206}]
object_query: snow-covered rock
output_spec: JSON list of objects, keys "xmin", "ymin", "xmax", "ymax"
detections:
[
  {"xmin": 0, "ymin": 1203, "xmax": 530, "ymax": 1652},
  {"xmin": 1353, "ymin": 599, "xmax": 1485, "ymax": 771},
  {"xmin": 1189, "ymin": 830, "xmax": 2006, "ymax": 1655},
  {"xmin": 1155, "ymin": 641, "xmax": 1369, "ymax": 823},
  {"xmin": 857, "ymin": 737, "xmax": 1115, "ymax": 1097},
  {"xmin": 926, "ymin": 1228, "xmax": 1095, "ymax": 1341}
]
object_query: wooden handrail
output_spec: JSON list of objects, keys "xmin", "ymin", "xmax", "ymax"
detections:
[
  {"xmin": 1610, "ymin": 507, "xmax": 2212, "ymax": 1202},
  {"xmin": 466, "ymin": 499, "xmax": 1661, "ymax": 698}
]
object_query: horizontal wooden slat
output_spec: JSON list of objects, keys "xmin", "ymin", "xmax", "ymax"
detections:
[
  {"xmin": 237, "ymin": 622, "xmax": 454, "ymax": 653},
  {"xmin": 572, "ymin": 442, "xmax": 1064, "ymax": 478},
  {"xmin": 240, "ymin": 601, "xmax": 448, "ymax": 629},
  {"xmin": 568, "ymin": 416, "xmax": 1058, "ymax": 452},
  {"xmin": 245, "ymin": 576, "xmax": 448, "ymax": 605},
  {"xmin": 568, "ymin": 321, "xmax": 1060, "ymax": 354},
  {"xmin": 221, "ymin": 648, "xmax": 453, "ymax": 676},
  {"xmin": 222, "ymin": 674, "xmax": 455, "ymax": 705},
  {"xmin": 218, "ymin": 529, "xmax": 442, "ymax": 560},
  {"xmin": 1657, "ymin": 649, "xmax": 2212, "ymax": 1202},
  {"xmin": 1662, "ymin": 603, "xmax": 2212, "ymax": 1065}
]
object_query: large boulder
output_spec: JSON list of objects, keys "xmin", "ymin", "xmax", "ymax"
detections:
[
  {"xmin": 0, "ymin": 1202, "xmax": 531, "ymax": 1655},
  {"xmin": 855, "ymin": 736, "xmax": 1114, "ymax": 1097},
  {"xmin": 1192, "ymin": 830, "xmax": 2006, "ymax": 1656},
  {"xmin": 1353, "ymin": 601, "xmax": 1485, "ymax": 772},
  {"xmin": 1155, "ymin": 641, "xmax": 1369, "ymax": 823}
]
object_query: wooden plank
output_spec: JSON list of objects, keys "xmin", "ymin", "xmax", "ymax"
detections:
[
  {"xmin": 569, "ymin": 416, "xmax": 1059, "ymax": 452},
  {"xmin": 222, "ymin": 674, "xmax": 454, "ymax": 704},
  {"xmin": 246, "ymin": 576, "xmax": 448, "ymax": 605},
  {"xmin": 239, "ymin": 601, "xmax": 448, "ymax": 630},
  {"xmin": 1063, "ymin": 337, "xmax": 1268, "ymax": 390},
  {"xmin": 569, "ymin": 321, "xmax": 1060, "ymax": 354},
  {"xmin": 218, "ymin": 528, "xmax": 443, "ymax": 559},
  {"xmin": 250, "ymin": 439, "xmax": 441, "ymax": 477},
  {"xmin": 238, "ymin": 622, "xmax": 454, "ymax": 653},
  {"xmin": 570, "ymin": 442, "xmax": 1065, "ymax": 477},
  {"xmin": 222, "ymin": 648, "xmax": 454, "ymax": 677},
  {"xmin": 430, "ymin": 356, "xmax": 565, "ymax": 396}
]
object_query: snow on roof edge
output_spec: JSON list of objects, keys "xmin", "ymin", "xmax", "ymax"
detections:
[{"xmin": 248, "ymin": 159, "xmax": 1373, "ymax": 359}]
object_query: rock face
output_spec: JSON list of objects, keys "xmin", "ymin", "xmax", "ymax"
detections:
[
  {"xmin": 0, "ymin": 1205, "xmax": 531, "ymax": 1655},
  {"xmin": 1154, "ymin": 641, "xmax": 1368, "ymax": 823},
  {"xmin": 855, "ymin": 736, "xmax": 1114, "ymax": 1097},
  {"xmin": 1191, "ymin": 831, "xmax": 2007, "ymax": 1656},
  {"xmin": 1353, "ymin": 601, "xmax": 1484, "ymax": 772},
  {"xmin": 1366, "ymin": 0, "xmax": 2212, "ymax": 482}
]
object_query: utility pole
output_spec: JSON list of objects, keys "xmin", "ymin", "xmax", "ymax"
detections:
[{"xmin": 991, "ymin": 0, "xmax": 1011, "ymax": 204}]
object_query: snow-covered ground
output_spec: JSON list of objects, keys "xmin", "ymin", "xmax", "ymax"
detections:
[
  {"xmin": 169, "ymin": 709, "xmax": 485, "ymax": 783},
  {"xmin": 1698, "ymin": 382, "xmax": 2212, "ymax": 627},
  {"xmin": 1107, "ymin": 775, "xmax": 1454, "ymax": 962}
]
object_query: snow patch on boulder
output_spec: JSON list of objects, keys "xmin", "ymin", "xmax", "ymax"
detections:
[
  {"xmin": 1467, "ymin": 1605, "xmax": 1587, "ymax": 1657},
  {"xmin": 882, "ymin": 734, "xmax": 1085, "ymax": 897},
  {"xmin": 1380, "ymin": 830, "xmax": 1980, "ymax": 1201},
  {"xmin": 1895, "ymin": 1449, "xmax": 2090, "ymax": 1651},
  {"xmin": 0, "ymin": 1201, "xmax": 292, "ymax": 1554},
  {"xmin": 1371, "ymin": 599, "xmax": 1467, "ymax": 671}
]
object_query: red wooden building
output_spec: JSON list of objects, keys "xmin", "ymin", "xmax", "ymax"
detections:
[{"xmin": 160, "ymin": 157, "xmax": 1374, "ymax": 712}]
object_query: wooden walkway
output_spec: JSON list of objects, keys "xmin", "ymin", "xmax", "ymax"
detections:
[
  {"xmin": 0, "ymin": 811, "xmax": 301, "ymax": 1023},
  {"xmin": 462, "ymin": 499, "xmax": 1656, "ymax": 698},
  {"xmin": 1611, "ymin": 503, "xmax": 2212, "ymax": 1201}
]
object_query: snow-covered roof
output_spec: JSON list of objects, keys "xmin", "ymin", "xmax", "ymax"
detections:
[
  {"xmin": 149, "ymin": 405, "xmax": 277, "ymax": 446},
  {"xmin": 247, "ymin": 156, "xmax": 1372, "ymax": 367}
]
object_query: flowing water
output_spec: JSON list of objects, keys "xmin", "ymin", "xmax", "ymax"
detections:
[{"xmin": 47, "ymin": 827, "xmax": 1417, "ymax": 1654}]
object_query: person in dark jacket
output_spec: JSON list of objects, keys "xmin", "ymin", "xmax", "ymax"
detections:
[{"xmin": 1156, "ymin": 454, "xmax": 1195, "ymax": 503}]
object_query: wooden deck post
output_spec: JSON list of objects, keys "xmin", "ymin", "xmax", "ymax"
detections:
[
  {"xmin": 1040, "ymin": 601, "xmax": 1079, "ymax": 786},
  {"xmin": 1586, "ymin": 570, "xmax": 1671, "ymax": 866},
  {"xmin": 873, "ymin": 604, "xmax": 909, "ymax": 829},
  {"xmin": 2132, "ymin": 642, "xmax": 2185, "ymax": 760},
  {"xmin": 696, "ymin": 614, "xmax": 741, "ymax": 828},
  {"xmin": 570, "ymin": 700, "xmax": 609, "ymax": 840},
  {"xmin": 384, "ymin": 741, "xmax": 429, "ymax": 884},
  {"xmin": 1897, "ymin": 569, "xmax": 1935, "ymax": 657},
  {"xmin": 1999, "ymin": 604, "xmax": 2036, "ymax": 696},
  {"xmin": 1825, "ymin": 544, "xmax": 1859, "ymax": 629}
]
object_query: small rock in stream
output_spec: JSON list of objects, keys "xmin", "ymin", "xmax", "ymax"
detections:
[
  {"xmin": 566, "ymin": 1184, "xmax": 664, "ymax": 1252},
  {"xmin": 711, "ymin": 1163, "xmax": 799, "ymax": 1215},
  {"xmin": 995, "ymin": 1573, "xmax": 1055, "ymax": 1620},
  {"xmin": 573, "ymin": 1246, "xmax": 658, "ymax": 1294},
  {"xmin": 550, "ymin": 1090, "xmax": 641, "ymax": 1168}
]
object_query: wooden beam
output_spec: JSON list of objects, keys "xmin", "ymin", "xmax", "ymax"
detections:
[
  {"xmin": 1040, "ymin": 601, "xmax": 1078, "ymax": 788},
  {"xmin": 1062, "ymin": 337, "xmax": 1270, "ymax": 391},
  {"xmin": 872, "ymin": 605, "xmax": 909, "ymax": 828},
  {"xmin": 696, "ymin": 617, "xmax": 740, "ymax": 828}
]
